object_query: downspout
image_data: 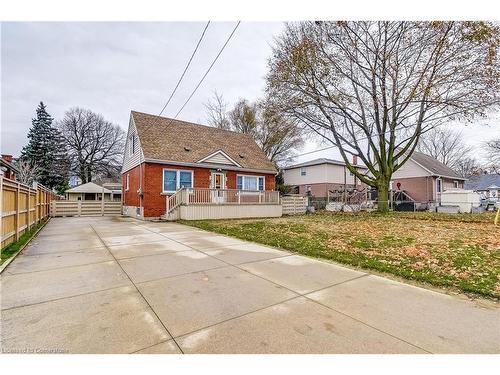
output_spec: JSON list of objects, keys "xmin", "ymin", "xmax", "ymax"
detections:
[{"xmin": 139, "ymin": 149, "xmax": 144, "ymax": 218}]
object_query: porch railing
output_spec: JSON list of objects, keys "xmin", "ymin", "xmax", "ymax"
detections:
[{"xmin": 165, "ymin": 187, "xmax": 280, "ymax": 216}]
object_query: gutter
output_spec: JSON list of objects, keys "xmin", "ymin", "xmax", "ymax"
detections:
[{"xmin": 139, "ymin": 158, "xmax": 278, "ymax": 175}]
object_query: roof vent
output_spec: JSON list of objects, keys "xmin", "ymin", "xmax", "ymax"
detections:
[
  {"xmin": 184, "ymin": 146, "xmax": 191, "ymax": 152},
  {"xmin": 238, "ymin": 154, "xmax": 245, "ymax": 158}
]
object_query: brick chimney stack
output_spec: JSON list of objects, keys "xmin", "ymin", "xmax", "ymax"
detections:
[
  {"xmin": 352, "ymin": 155, "xmax": 358, "ymax": 165},
  {"xmin": 1, "ymin": 154, "xmax": 13, "ymax": 162}
]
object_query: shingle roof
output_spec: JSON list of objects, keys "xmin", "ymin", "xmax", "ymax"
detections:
[
  {"xmin": 283, "ymin": 158, "xmax": 368, "ymax": 169},
  {"xmin": 65, "ymin": 182, "xmax": 112, "ymax": 194},
  {"xmin": 409, "ymin": 151, "xmax": 465, "ymax": 180},
  {"xmin": 0, "ymin": 157, "xmax": 20, "ymax": 173},
  {"xmin": 131, "ymin": 111, "xmax": 276, "ymax": 173},
  {"xmin": 464, "ymin": 174, "xmax": 500, "ymax": 190}
]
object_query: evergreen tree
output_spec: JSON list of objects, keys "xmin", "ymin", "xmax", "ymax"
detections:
[{"xmin": 20, "ymin": 102, "xmax": 69, "ymax": 189}]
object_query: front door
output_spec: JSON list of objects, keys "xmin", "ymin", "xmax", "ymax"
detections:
[{"xmin": 211, "ymin": 172, "xmax": 226, "ymax": 203}]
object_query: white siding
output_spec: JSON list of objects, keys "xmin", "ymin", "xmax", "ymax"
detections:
[
  {"xmin": 392, "ymin": 159, "xmax": 430, "ymax": 179},
  {"xmin": 283, "ymin": 164, "xmax": 327, "ymax": 185},
  {"xmin": 284, "ymin": 163, "xmax": 366, "ymax": 185},
  {"xmin": 179, "ymin": 204, "xmax": 282, "ymax": 220},
  {"xmin": 202, "ymin": 151, "xmax": 236, "ymax": 166},
  {"xmin": 121, "ymin": 115, "xmax": 144, "ymax": 173}
]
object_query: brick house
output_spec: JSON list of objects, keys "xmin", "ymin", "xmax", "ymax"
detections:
[
  {"xmin": 0, "ymin": 154, "xmax": 19, "ymax": 181},
  {"xmin": 282, "ymin": 158, "xmax": 368, "ymax": 198},
  {"xmin": 121, "ymin": 111, "xmax": 279, "ymax": 220},
  {"xmin": 391, "ymin": 151, "xmax": 466, "ymax": 203}
]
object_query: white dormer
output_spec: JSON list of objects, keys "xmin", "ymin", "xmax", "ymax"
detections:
[{"xmin": 197, "ymin": 150, "xmax": 242, "ymax": 167}]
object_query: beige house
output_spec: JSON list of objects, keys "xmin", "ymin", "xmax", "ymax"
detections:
[
  {"xmin": 391, "ymin": 151, "xmax": 466, "ymax": 203},
  {"xmin": 65, "ymin": 182, "xmax": 121, "ymax": 201},
  {"xmin": 283, "ymin": 158, "xmax": 367, "ymax": 198}
]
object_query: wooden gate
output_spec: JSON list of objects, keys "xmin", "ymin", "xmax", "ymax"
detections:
[{"xmin": 51, "ymin": 200, "xmax": 122, "ymax": 217}]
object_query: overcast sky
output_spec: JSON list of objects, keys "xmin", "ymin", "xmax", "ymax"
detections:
[{"xmin": 1, "ymin": 21, "xmax": 499, "ymax": 164}]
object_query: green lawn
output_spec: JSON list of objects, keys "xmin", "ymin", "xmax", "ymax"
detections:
[
  {"xmin": 180, "ymin": 211, "xmax": 500, "ymax": 299},
  {"xmin": 1, "ymin": 219, "xmax": 48, "ymax": 265}
]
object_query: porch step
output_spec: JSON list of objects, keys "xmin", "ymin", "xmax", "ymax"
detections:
[{"xmin": 161, "ymin": 208, "xmax": 180, "ymax": 221}]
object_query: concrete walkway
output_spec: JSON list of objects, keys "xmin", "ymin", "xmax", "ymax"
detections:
[{"xmin": 1, "ymin": 217, "xmax": 498, "ymax": 354}]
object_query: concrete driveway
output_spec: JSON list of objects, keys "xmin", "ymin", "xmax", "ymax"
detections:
[{"xmin": 1, "ymin": 217, "xmax": 498, "ymax": 354}]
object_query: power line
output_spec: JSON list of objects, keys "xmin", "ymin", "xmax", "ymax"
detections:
[
  {"xmin": 158, "ymin": 21, "xmax": 211, "ymax": 117},
  {"xmin": 173, "ymin": 21, "xmax": 241, "ymax": 119},
  {"xmin": 281, "ymin": 123, "xmax": 437, "ymax": 163}
]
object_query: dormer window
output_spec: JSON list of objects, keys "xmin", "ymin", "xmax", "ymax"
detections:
[{"xmin": 129, "ymin": 134, "xmax": 136, "ymax": 156}]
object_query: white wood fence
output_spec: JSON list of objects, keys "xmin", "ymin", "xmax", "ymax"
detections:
[
  {"xmin": 281, "ymin": 196, "xmax": 308, "ymax": 215},
  {"xmin": 50, "ymin": 200, "xmax": 122, "ymax": 217}
]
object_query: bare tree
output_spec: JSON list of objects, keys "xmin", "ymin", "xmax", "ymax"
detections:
[
  {"xmin": 454, "ymin": 157, "xmax": 482, "ymax": 178},
  {"xmin": 206, "ymin": 96, "xmax": 304, "ymax": 165},
  {"xmin": 15, "ymin": 159, "xmax": 41, "ymax": 186},
  {"xmin": 417, "ymin": 128, "xmax": 473, "ymax": 170},
  {"xmin": 267, "ymin": 21, "xmax": 500, "ymax": 211},
  {"xmin": 229, "ymin": 99, "xmax": 259, "ymax": 134},
  {"xmin": 257, "ymin": 102, "xmax": 304, "ymax": 165},
  {"xmin": 204, "ymin": 91, "xmax": 231, "ymax": 130},
  {"xmin": 485, "ymin": 138, "xmax": 500, "ymax": 172},
  {"xmin": 56, "ymin": 108, "xmax": 125, "ymax": 183}
]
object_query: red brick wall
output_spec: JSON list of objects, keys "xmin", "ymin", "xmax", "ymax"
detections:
[
  {"xmin": 125, "ymin": 162, "xmax": 276, "ymax": 218},
  {"xmin": 122, "ymin": 164, "xmax": 143, "ymax": 207},
  {"xmin": 392, "ymin": 176, "xmax": 435, "ymax": 202}
]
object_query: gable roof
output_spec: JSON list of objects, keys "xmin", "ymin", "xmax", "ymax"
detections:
[
  {"xmin": 464, "ymin": 174, "xmax": 500, "ymax": 190},
  {"xmin": 404, "ymin": 151, "xmax": 466, "ymax": 180},
  {"xmin": 283, "ymin": 158, "xmax": 368, "ymax": 170},
  {"xmin": 65, "ymin": 182, "xmax": 112, "ymax": 194},
  {"xmin": 0, "ymin": 157, "xmax": 20, "ymax": 174},
  {"xmin": 131, "ymin": 111, "xmax": 276, "ymax": 173}
]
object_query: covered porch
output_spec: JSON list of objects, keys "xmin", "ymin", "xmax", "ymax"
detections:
[{"xmin": 163, "ymin": 187, "xmax": 282, "ymax": 220}]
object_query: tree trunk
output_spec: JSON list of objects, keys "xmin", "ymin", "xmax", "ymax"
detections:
[
  {"xmin": 79, "ymin": 165, "xmax": 87, "ymax": 184},
  {"xmin": 377, "ymin": 179, "xmax": 390, "ymax": 213}
]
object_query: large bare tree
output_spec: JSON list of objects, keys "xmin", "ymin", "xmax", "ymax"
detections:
[
  {"xmin": 417, "ymin": 128, "xmax": 473, "ymax": 171},
  {"xmin": 57, "ymin": 108, "xmax": 125, "ymax": 183},
  {"xmin": 485, "ymin": 138, "xmax": 500, "ymax": 172},
  {"xmin": 15, "ymin": 159, "xmax": 41, "ymax": 186},
  {"xmin": 205, "ymin": 94, "xmax": 303, "ymax": 165},
  {"xmin": 204, "ymin": 91, "xmax": 231, "ymax": 130},
  {"xmin": 267, "ymin": 21, "xmax": 500, "ymax": 211}
]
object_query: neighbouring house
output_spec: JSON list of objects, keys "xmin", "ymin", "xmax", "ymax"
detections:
[
  {"xmin": 68, "ymin": 175, "xmax": 82, "ymax": 188},
  {"xmin": 0, "ymin": 154, "xmax": 19, "ymax": 181},
  {"xmin": 391, "ymin": 151, "xmax": 466, "ymax": 204},
  {"xmin": 282, "ymin": 157, "xmax": 368, "ymax": 198},
  {"xmin": 121, "ymin": 111, "xmax": 280, "ymax": 220},
  {"xmin": 64, "ymin": 181, "xmax": 121, "ymax": 201},
  {"xmin": 464, "ymin": 173, "xmax": 500, "ymax": 204}
]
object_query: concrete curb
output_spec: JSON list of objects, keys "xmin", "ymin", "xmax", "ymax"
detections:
[{"xmin": 0, "ymin": 218, "xmax": 50, "ymax": 274}]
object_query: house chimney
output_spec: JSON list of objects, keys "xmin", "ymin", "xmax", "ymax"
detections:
[
  {"xmin": 1, "ymin": 154, "xmax": 13, "ymax": 162},
  {"xmin": 352, "ymin": 155, "xmax": 358, "ymax": 165}
]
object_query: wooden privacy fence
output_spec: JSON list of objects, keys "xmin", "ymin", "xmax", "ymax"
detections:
[
  {"xmin": 281, "ymin": 195, "xmax": 308, "ymax": 215},
  {"xmin": 50, "ymin": 200, "xmax": 122, "ymax": 217},
  {"xmin": 1, "ymin": 176, "xmax": 56, "ymax": 249}
]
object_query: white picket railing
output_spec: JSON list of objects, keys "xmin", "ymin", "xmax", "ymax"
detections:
[{"xmin": 165, "ymin": 187, "xmax": 280, "ymax": 216}]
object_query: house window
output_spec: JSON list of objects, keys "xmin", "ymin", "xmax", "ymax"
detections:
[
  {"xmin": 129, "ymin": 134, "xmax": 136, "ymax": 156},
  {"xmin": 300, "ymin": 167, "xmax": 306, "ymax": 176},
  {"xmin": 163, "ymin": 169, "xmax": 193, "ymax": 193},
  {"xmin": 436, "ymin": 178, "xmax": 442, "ymax": 193},
  {"xmin": 126, "ymin": 174, "xmax": 130, "ymax": 191},
  {"xmin": 236, "ymin": 175, "xmax": 265, "ymax": 191},
  {"xmin": 453, "ymin": 181, "xmax": 459, "ymax": 188},
  {"xmin": 179, "ymin": 171, "xmax": 193, "ymax": 188}
]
